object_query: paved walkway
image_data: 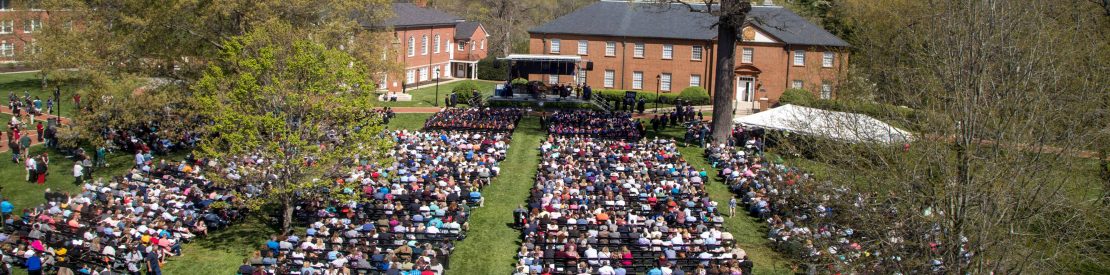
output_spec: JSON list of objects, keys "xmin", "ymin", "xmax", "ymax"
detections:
[{"xmin": 0, "ymin": 106, "xmax": 72, "ymax": 153}]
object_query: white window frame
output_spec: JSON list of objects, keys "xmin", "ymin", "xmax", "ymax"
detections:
[
  {"xmin": 821, "ymin": 82, "xmax": 832, "ymax": 99},
  {"xmin": 421, "ymin": 35, "xmax": 428, "ymax": 55},
  {"xmin": 660, "ymin": 73, "xmax": 672, "ymax": 91},
  {"xmin": 690, "ymin": 75, "xmax": 701, "ymax": 88},
  {"xmin": 633, "ymin": 43, "xmax": 644, "ymax": 58},
  {"xmin": 419, "ymin": 67, "xmax": 429, "ymax": 81},
  {"xmin": 823, "ymin": 51, "xmax": 834, "ymax": 68},
  {"xmin": 23, "ymin": 19, "xmax": 40, "ymax": 34},
  {"xmin": 407, "ymin": 36, "xmax": 415, "ymax": 57},
  {"xmin": 603, "ymin": 70, "xmax": 615, "ymax": 88},
  {"xmin": 481, "ymin": 39, "xmax": 486, "ymax": 49},
  {"xmin": 691, "ymin": 45, "xmax": 702, "ymax": 61},
  {"xmin": 632, "ymin": 72, "xmax": 643, "ymax": 90},
  {"xmin": 576, "ymin": 70, "xmax": 586, "ymax": 85},
  {"xmin": 605, "ymin": 41, "xmax": 616, "ymax": 56},
  {"xmin": 406, "ymin": 70, "xmax": 416, "ymax": 84},
  {"xmin": 793, "ymin": 50, "xmax": 805, "ymax": 66},
  {"xmin": 458, "ymin": 42, "xmax": 465, "ymax": 51},
  {"xmin": 548, "ymin": 74, "xmax": 559, "ymax": 84},
  {"xmin": 742, "ymin": 48, "xmax": 754, "ymax": 64},
  {"xmin": 433, "ymin": 35, "xmax": 441, "ymax": 53},
  {"xmin": 0, "ymin": 41, "xmax": 12, "ymax": 57},
  {"xmin": 550, "ymin": 39, "xmax": 561, "ymax": 53},
  {"xmin": 0, "ymin": 21, "xmax": 12, "ymax": 34},
  {"xmin": 577, "ymin": 40, "xmax": 588, "ymax": 55},
  {"xmin": 792, "ymin": 80, "xmax": 804, "ymax": 89},
  {"xmin": 662, "ymin": 44, "xmax": 673, "ymax": 59}
]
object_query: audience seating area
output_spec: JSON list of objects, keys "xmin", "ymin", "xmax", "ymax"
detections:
[{"xmin": 515, "ymin": 131, "xmax": 749, "ymax": 274}]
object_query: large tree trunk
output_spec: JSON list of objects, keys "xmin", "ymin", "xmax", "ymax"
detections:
[
  {"xmin": 709, "ymin": 0, "xmax": 748, "ymax": 144},
  {"xmin": 281, "ymin": 196, "xmax": 294, "ymax": 233}
]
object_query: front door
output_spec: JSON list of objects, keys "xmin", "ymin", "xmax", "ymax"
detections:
[
  {"xmin": 455, "ymin": 63, "xmax": 466, "ymax": 78},
  {"xmin": 736, "ymin": 77, "xmax": 755, "ymax": 110}
]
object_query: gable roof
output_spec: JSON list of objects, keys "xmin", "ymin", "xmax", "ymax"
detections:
[
  {"xmin": 378, "ymin": 3, "xmax": 462, "ymax": 28},
  {"xmin": 528, "ymin": 1, "xmax": 849, "ymax": 47},
  {"xmin": 454, "ymin": 21, "xmax": 482, "ymax": 40}
]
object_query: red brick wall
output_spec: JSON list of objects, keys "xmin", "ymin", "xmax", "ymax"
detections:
[
  {"xmin": 528, "ymin": 33, "xmax": 848, "ymax": 105},
  {"xmin": 455, "ymin": 26, "xmax": 488, "ymax": 62},
  {"xmin": 0, "ymin": 10, "xmax": 49, "ymax": 62},
  {"xmin": 384, "ymin": 25, "xmax": 457, "ymax": 93}
]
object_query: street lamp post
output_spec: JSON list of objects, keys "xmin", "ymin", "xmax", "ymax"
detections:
[
  {"xmin": 655, "ymin": 74, "xmax": 661, "ymax": 113},
  {"xmin": 434, "ymin": 67, "xmax": 441, "ymax": 107}
]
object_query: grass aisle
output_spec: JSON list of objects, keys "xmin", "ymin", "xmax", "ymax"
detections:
[{"xmin": 447, "ymin": 117, "xmax": 544, "ymax": 275}]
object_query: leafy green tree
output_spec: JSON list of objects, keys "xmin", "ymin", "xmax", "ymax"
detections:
[{"xmin": 193, "ymin": 24, "xmax": 392, "ymax": 231}]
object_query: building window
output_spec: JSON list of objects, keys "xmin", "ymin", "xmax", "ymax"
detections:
[
  {"xmin": 660, "ymin": 73, "xmax": 672, "ymax": 91},
  {"xmin": 421, "ymin": 35, "xmax": 428, "ymax": 55},
  {"xmin": 605, "ymin": 41, "xmax": 616, "ymax": 56},
  {"xmin": 603, "ymin": 70, "xmax": 615, "ymax": 88},
  {"xmin": 25, "ymin": 39, "xmax": 37, "ymax": 55},
  {"xmin": 823, "ymin": 51, "xmax": 834, "ymax": 67},
  {"xmin": 458, "ymin": 42, "xmax": 465, "ymax": 51},
  {"xmin": 0, "ymin": 21, "xmax": 11, "ymax": 34},
  {"xmin": 0, "ymin": 41, "xmax": 11, "ymax": 57},
  {"xmin": 481, "ymin": 39, "xmax": 486, "ymax": 49},
  {"xmin": 433, "ymin": 35, "xmax": 441, "ymax": 53},
  {"xmin": 577, "ymin": 40, "xmax": 588, "ymax": 55},
  {"xmin": 690, "ymin": 75, "xmax": 701, "ymax": 87},
  {"xmin": 691, "ymin": 45, "xmax": 703, "ymax": 61},
  {"xmin": 742, "ymin": 48, "xmax": 753, "ymax": 64},
  {"xmin": 821, "ymin": 82, "xmax": 832, "ymax": 99},
  {"xmin": 662, "ymin": 44, "xmax": 673, "ymax": 59},
  {"xmin": 793, "ymin": 50, "xmax": 805, "ymax": 66},
  {"xmin": 632, "ymin": 72, "xmax": 643, "ymax": 90},
  {"xmin": 419, "ymin": 67, "xmax": 429, "ymax": 81},
  {"xmin": 792, "ymin": 80, "xmax": 804, "ymax": 89},
  {"xmin": 406, "ymin": 70, "xmax": 415, "ymax": 84},
  {"xmin": 407, "ymin": 36, "xmax": 415, "ymax": 57},
  {"xmin": 548, "ymin": 74, "xmax": 559, "ymax": 84},
  {"xmin": 550, "ymin": 39, "xmax": 560, "ymax": 53},
  {"xmin": 23, "ymin": 19, "xmax": 40, "ymax": 34},
  {"xmin": 633, "ymin": 43, "xmax": 644, "ymax": 58},
  {"xmin": 0, "ymin": 0, "xmax": 9, "ymax": 10},
  {"xmin": 577, "ymin": 70, "xmax": 586, "ymax": 85}
]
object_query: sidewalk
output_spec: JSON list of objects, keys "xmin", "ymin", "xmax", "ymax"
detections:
[{"xmin": 0, "ymin": 106, "xmax": 72, "ymax": 153}]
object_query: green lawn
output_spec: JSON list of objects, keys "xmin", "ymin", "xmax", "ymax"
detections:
[
  {"xmin": 384, "ymin": 113, "xmax": 432, "ymax": 131},
  {"xmin": 447, "ymin": 117, "xmax": 545, "ymax": 274},
  {"xmin": 375, "ymin": 80, "xmax": 497, "ymax": 107},
  {"xmin": 162, "ymin": 217, "xmax": 277, "ymax": 274},
  {"xmin": 0, "ymin": 72, "xmax": 80, "ymax": 118}
]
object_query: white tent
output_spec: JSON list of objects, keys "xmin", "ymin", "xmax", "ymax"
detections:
[{"xmin": 734, "ymin": 104, "xmax": 914, "ymax": 144}]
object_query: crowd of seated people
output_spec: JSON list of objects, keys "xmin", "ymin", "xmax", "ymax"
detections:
[
  {"xmin": 515, "ymin": 136, "xmax": 752, "ymax": 274},
  {"xmin": 706, "ymin": 126, "xmax": 894, "ymax": 273},
  {"xmin": 423, "ymin": 108, "xmax": 525, "ymax": 131},
  {"xmin": 247, "ymin": 113, "xmax": 516, "ymax": 274},
  {"xmin": 545, "ymin": 111, "xmax": 643, "ymax": 140},
  {"xmin": 0, "ymin": 157, "xmax": 241, "ymax": 274}
]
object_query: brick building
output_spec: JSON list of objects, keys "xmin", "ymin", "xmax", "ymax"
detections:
[
  {"xmin": 528, "ymin": 0, "xmax": 849, "ymax": 110},
  {"xmin": 0, "ymin": 0, "xmax": 47, "ymax": 62},
  {"xmin": 372, "ymin": 2, "xmax": 489, "ymax": 93}
]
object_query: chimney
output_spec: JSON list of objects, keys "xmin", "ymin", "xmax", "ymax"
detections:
[
  {"xmin": 763, "ymin": 0, "xmax": 776, "ymax": 6},
  {"xmin": 413, "ymin": 0, "xmax": 428, "ymax": 8}
]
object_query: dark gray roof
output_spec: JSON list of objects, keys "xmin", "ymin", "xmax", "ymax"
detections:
[
  {"xmin": 454, "ymin": 21, "xmax": 481, "ymax": 40},
  {"xmin": 379, "ymin": 3, "xmax": 462, "ymax": 28},
  {"xmin": 528, "ymin": 1, "xmax": 849, "ymax": 47}
]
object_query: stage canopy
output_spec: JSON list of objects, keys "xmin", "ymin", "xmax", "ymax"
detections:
[
  {"xmin": 734, "ymin": 104, "xmax": 914, "ymax": 144},
  {"xmin": 499, "ymin": 54, "xmax": 583, "ymax": 78}
]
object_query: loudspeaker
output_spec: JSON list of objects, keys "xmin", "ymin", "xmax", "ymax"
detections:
[{"xmin": 585, "ymin": 61, "xmax": 594, "ymax": 71}]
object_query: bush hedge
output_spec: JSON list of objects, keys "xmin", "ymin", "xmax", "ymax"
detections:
[
  {"xmin": 451, "ymin": 81, "xmax": 482, "ymax": 103},
  {"xmin": 488, "ymin": 100, "xmax": 598, "ymax": 109},
  {"xmin": 779, "ymin": 88, "xmax": 817, "ymax": 105},
  {"xmin": 594, "ymin": 89, "xmax": 681, "ymax": 105},
  {"xmin": 677, "ymin": 86, "xmax": 710, "ymax": 105}
]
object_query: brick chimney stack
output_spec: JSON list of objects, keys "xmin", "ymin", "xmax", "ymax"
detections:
[{"xmin": 413, "ymin": 0, "xmax": 428, "ymax": 8}]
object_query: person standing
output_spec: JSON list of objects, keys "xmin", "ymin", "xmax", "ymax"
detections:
[
  {"xmin": 146, "ymin": 249, "xmax": 162, "ymax": 275},
  {"xmin": 25, "ymin": 155, "xmax": 36, "ymax": 182},
  {"xmin": 35, "ymin": 122, "xmax": 43, "ymax": 142},
  {"xmin": 728, "ymin": 197, "xmax": 737, "ymax": 218},
  {"xmin": 73, "ymin": 162, "xmax": 84, "ymax": 185}
]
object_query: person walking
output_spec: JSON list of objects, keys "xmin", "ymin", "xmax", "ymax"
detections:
[
  {"xmin": 73, "ymin": 162, "xmax": 84, "ymax": 185},
  {"xmin": 728, "ymin": 197, "xmax": 737, "ymax": 218}
]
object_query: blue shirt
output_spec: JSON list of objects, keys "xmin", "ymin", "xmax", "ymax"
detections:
[
  {"xmin": 26, "ymin": 255, "xmax": 42, "ymax": 271},
  {"xmin": 647, "ymin": 268, "xmax": 663, "ymax": 275},
  {"xmin": 0, "ymin": 201, "xmax": 12, "ymax": 214}
]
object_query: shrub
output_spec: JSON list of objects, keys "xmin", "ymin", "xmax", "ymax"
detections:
[
  {"xmin": 779, "ymin": 88, "xmax": 817, "ymax": 105},
  {"xmin": 677, "ymin": 86, "xmax": 710, "ymax": 105},
  {"xmin": 510, "ymin": 78, "xmax": 529, "ymax": 87},
  {"xmin": 594, "ymin": 89, "xmax": 679, "ymax": 104},
  {"xmin": 452, "ymin": 81, "xmax": 482, "ymax": 103}
]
